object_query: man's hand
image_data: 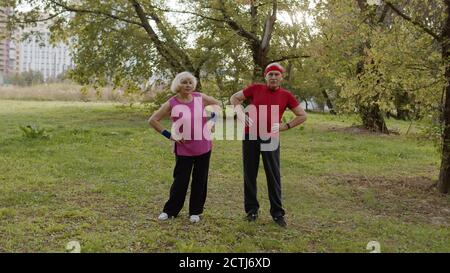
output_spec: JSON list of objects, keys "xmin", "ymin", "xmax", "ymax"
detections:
[
  {"xmin": 235, "ymin": 110, "xmax": 254, "ymax": 127},
  {"xmin": 271, "ymin": 123, "xmax": 288, "ymax": 133},
  {"xmin": 244, "ymin": 115, "xmax": 254, "ymax": 127}
]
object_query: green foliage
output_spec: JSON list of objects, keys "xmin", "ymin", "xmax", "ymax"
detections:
[
  {"xmin": 310, "ymin": 0, "xmax": 444, "ymax": 121},
  {"xmin": 19, "ymin": 124, "xmax": 51, "ymax": 139},
  {"xmin": 11, "ymin": 0, "xmax": 308, "ymax": 97},
  {"xmin": 144, "ymin": 88, "xmax": 174, "ymax": 113},
  {"xmin": 6, "ymin": 71, "xmax": 44, "ymax": 86}
]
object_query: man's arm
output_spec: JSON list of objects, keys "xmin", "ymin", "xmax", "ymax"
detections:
[
  {"xmin": 279, "ymin": 105, "xmax": 307, "ymax": 131},
  {"xmin": 230, "ymin": 90, "xmax": 253, "ymax": 126}
]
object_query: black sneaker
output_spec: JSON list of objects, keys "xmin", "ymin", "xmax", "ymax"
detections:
[
  {"xmin": 273, "ymin": 216, "xmax": 287, "ymax": 228},
  {"xmin": 246, "ymin": 213, "xmax": 258, "ymax": 222}
]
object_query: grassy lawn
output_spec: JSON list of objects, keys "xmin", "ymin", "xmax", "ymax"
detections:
[{"xmin": 0, "ymin": 100, "xmax": 449, "ymax": 253}]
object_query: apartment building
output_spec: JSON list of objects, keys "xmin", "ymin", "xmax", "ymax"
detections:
[
  {"xmin": 0, "ymin": 7, "xmax": 20, "ymax": 84},
  {"xmin": 18, "ymin": 20, "xmax": 73, "ymax": 80},
  {"xmin": 0, "ymin": 7, "xmax": 10, "ymax": 83}
]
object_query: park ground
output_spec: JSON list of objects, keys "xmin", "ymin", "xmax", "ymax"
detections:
[{"xmin": 0, "ymin": 100, "xmax": 449, "ymax": 252}]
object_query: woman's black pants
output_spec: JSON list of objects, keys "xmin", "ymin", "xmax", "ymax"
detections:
[{"xmin": 163, "ymin": 151, "xmax": 211, "ymax": 217}]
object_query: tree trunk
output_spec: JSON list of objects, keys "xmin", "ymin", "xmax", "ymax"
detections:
[
  {"xmin": 252, "ymin": 43, "xmax": 267, "ymax": 82},
  {"xmin": 438, "ymin": 1, "xmax": 450, "ymax": 194},
  {"xmin": 354, "ymin": 0, "xmax": 389, "ymax": 133},
  {"xmin": 439, "ymin": 81, "xmax": 450, "ymax": 193},
  {"xmin": 394, "ymin": 90, "xmax": 410, "ymax": 120},
  {"xmin": 356, "ymin": 57, "xmax": 388, "ymax": 133},
  {"xmin": 321, "ymin": 89, "xmax": 336, "ymax": 115},
  {"xmin": 360, "ymin": 104, "xmax": 389, "ymax": 133},
  {"xmin": 194, "ymin": 69, "xmax": 202, "ymax": 91}
]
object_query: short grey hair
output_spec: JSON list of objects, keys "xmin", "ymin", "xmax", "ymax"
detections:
[{"xmin": 170, "ymin": 72, "xmax": 197, "ymax": 93}]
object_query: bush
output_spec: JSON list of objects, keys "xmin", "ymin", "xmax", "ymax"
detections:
[
  {"xmin": 7, "ymin": 71, "xmax": 44, "ymax": 86},
  {"xmin": 19, "ymin": 124, "xmax": 51, "ymax": 139}
]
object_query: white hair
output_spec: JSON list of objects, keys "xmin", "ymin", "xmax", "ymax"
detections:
[{"xmin": 170, "ymin": 72, "xmax": 197, "ymax": 93}]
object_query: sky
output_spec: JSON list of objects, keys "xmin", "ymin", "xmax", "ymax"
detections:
[
  {"xmin": 16, "ymin": 0, "xmax": 316, "ymax": 44},
  {"xmin": 17, "ymin": 0, "xmax": 315, "ymax": 25}
]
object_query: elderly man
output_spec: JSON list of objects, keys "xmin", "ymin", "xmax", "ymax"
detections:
[{"xmin": 230, "ymin": 63, "xmax": 307, "ymax": 227}]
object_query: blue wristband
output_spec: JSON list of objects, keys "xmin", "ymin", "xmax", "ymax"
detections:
[
  {"xmin": 210, "ymin": 112, "xmax": 217, "ymax": 123},
  {"xmin": 161, "ymin": 130, "xmax": 171, "ymax": 140}
]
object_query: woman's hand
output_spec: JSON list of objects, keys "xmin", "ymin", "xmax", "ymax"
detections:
[{"xmin": 171, "ymin": 132, "xmax": 185, "ymax": 144}]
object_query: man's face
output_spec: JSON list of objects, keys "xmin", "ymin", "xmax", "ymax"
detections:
[{"xmin": 265, "ymin": 71, "xmax": 283, "ymax": 90}]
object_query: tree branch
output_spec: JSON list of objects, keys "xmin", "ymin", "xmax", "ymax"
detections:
[
  {"xmin": 49, "ymin": 0, "xmax": 143, "ymax": 27},
  {"xmin": 250, "ymin": 0, "xmax": 258, "ymax": 35},
  {"xmin": 14, "ymin": 11, "xmax": 67, "ymax": 24},
  {"xmin": 142, "ymin": 6, "xmax": 195, "ymax": 70},
  {"xmin": 378, "ymin": 4, "xmax": 390, "ymax": 24},
  {"xmin": 196, "ymin": 34, "xmax": 237, "ymax": 69},
  {"xmin": 261, "ymin": 0, "xmax": 277, "ymax": 51},
  {"xmin": 218, "ymin": 0, "xmax": 259, "ymax": 43},
  {"xmin": 270, "ymin": 54, "xmax": 310, "ymax": 63},
  {"xmin": 382, "ymin": 0, "xmax": 442, "ymax": 42},
  {"xmin": 129, "ymin": 0, "xmax": 183, "ymax": 71},
  {"xmin": 149, "ymin": 6, "xmax": 226, "ymax": 23}
]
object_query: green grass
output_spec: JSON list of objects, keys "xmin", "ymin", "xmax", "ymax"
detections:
[{"xmin": 0, "ymin": 100, "xmax": 449, "ymax": 253}]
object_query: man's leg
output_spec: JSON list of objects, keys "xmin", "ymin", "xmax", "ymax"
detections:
[
  {"xmin": 189, "ymin": 151, "xmax": 212, "ymax": 216},
  {"xmin": 243, "ymin": 135, "xmax": 261, "ymax": 216},
  {"xmin": 261, "ymin": 141, "xmax": 285, "ymax": 219},
  {"xmin": 163, "ymin": 155, "xmax": 194, "ymax": 217}
]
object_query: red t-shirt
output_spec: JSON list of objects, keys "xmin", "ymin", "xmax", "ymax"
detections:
[{"xmin": 243, "ymin": 83, "xmax": 300, "ymax": 136}]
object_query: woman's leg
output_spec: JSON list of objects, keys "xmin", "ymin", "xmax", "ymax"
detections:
[
  {"xmin": 163, "ymin": 155, "xmax": 194, "ymax": 217},
  {"xmin": 189, "ymin": 151, "xmax": 211, "ymax": 215}
]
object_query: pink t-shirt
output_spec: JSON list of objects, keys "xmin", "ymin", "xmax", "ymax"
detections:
[{"xmin": 169, "ymin": 92, "xmax": 212, "ymax": 156}]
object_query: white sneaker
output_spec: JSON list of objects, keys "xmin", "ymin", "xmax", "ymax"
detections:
[
  {"xmin": 158, "ymin": 212, "xmax": 169, "ymax": 221},
  {"xmin": 189, "ymin": 215, "xmax": 200, "ymax": 223}
]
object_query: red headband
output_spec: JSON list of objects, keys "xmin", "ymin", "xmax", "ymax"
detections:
[{"xmin": 264, "ymin": 65, "xmax": 285, "ymax": 76}]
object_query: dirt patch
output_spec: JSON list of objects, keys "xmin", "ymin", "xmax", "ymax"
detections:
[
  {"xmin": 328, "ymin": 125, "xmax": 400, "ymax": 136},
  {"xmin": 327, "ymin": 173, "xmax": 450, "ymax": 225}
]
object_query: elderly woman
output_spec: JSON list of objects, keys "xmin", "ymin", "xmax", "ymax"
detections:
[{"xmin": 148, "ymin": 71, "xmax": 220, "ymax": 223}]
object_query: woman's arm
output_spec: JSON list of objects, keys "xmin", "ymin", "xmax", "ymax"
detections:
[
  {"xmin": 230, "ymin": 90, "xmax": 245, "ymax": 106},
  {"xmin": 148, "ymin": 101, "xmax": 184, "ymax": 143},
  {"xmin": 201, "ymin": 93, "xmax": 222, "ymax": 123},
  {"xmin": 201, "ymin": 93, "xmax": 221, "ymax": 106},
  {"xmin": 148, "ymin": 101, "xmax": 171, "ymax": 133}
]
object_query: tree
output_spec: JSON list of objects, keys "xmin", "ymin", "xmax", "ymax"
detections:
[
  {"xmin": 271, "ymin": 9, "xmax": 335, "ymax": 112},
  {"xmin": 310, "ymin": 0, "xmax": 441, "ymax": 131},
  {"xmin": 165, "ymin": 0, "xmax": 311, "ymax": 81},
  {"xmin": 12, "ymin": 0, "xmax": 314, "ymax": 95},
  {"xmin": 12, "ymin": 0, "xmax": 233, "ymax": 91},
  {"xmin": 376, "ymin": 0, "xmax": 450, "ymax": 194}
]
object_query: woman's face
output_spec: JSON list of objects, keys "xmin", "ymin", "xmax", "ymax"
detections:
[{"xmin": 179, "ymin": 78, "xmax": 195, "ymax": 94}]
